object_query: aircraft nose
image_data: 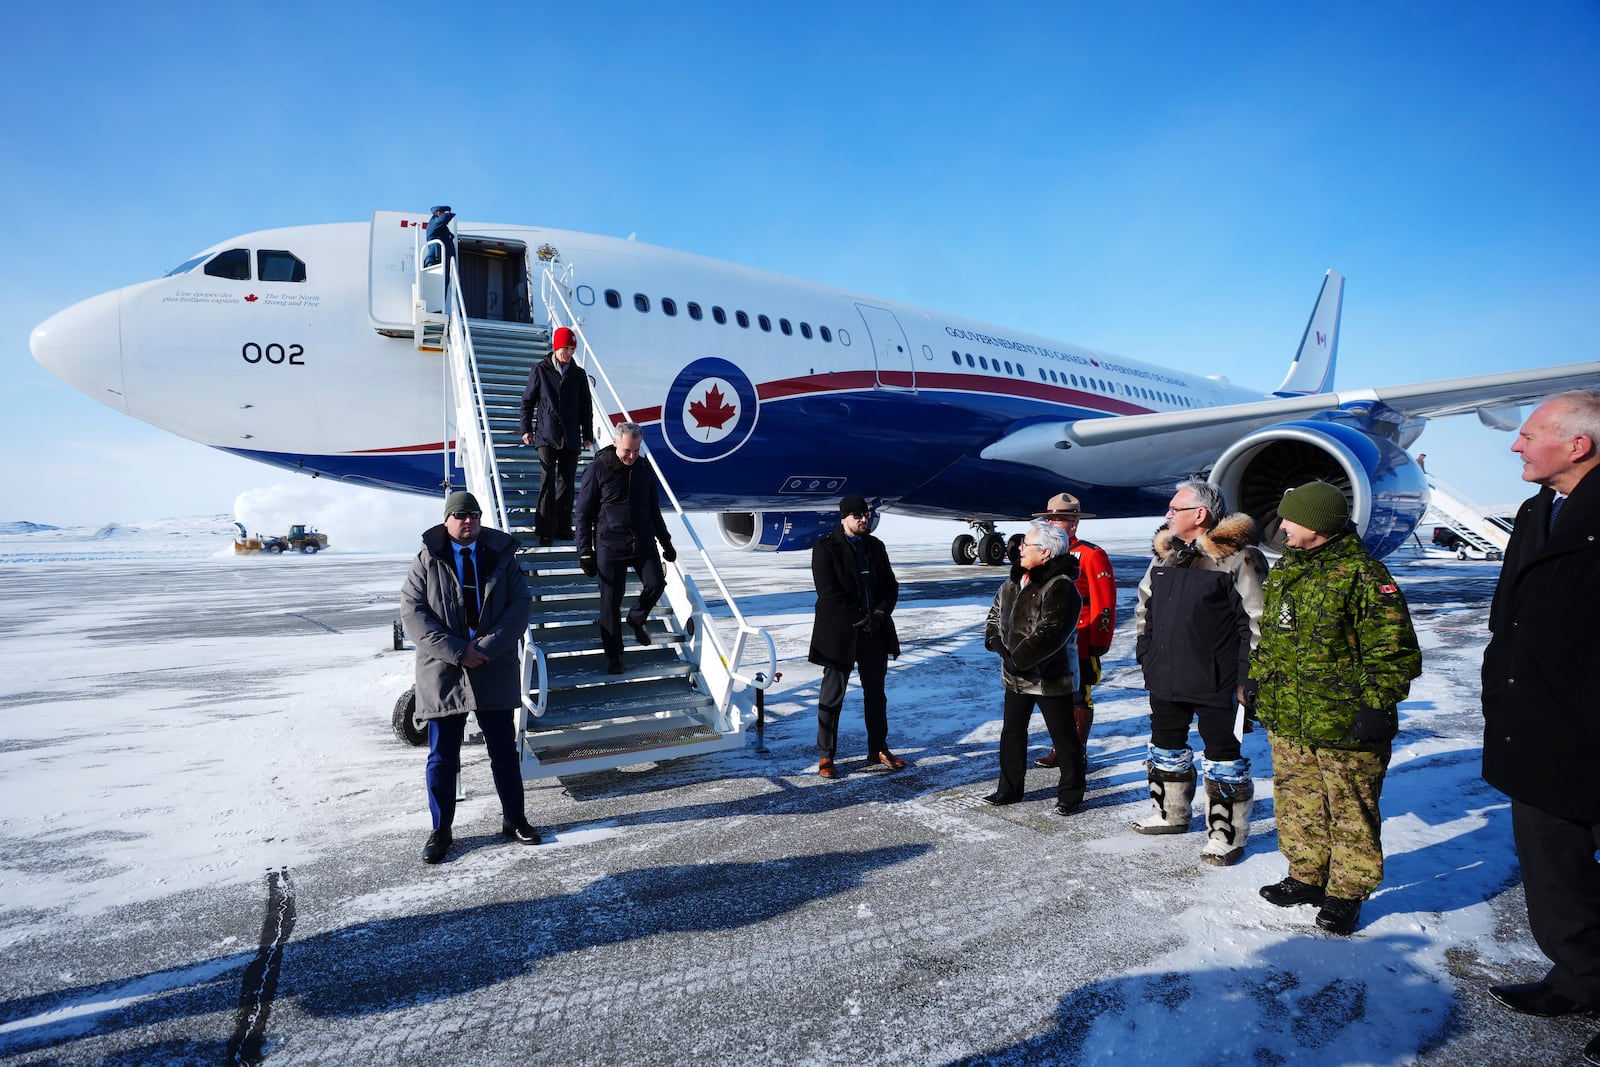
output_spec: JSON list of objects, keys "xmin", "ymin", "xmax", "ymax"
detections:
[{"xmin": 31, "ymin": 288, "xmax": 128, "ymax": 414}]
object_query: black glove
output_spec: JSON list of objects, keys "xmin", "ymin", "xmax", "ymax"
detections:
[
  {"xmin": 579, "ymin": 554, "xmax": 598, "ymax": 578},
  {"xmin": 1239, "ymin": 679, "xmax": 1259, "ymax": 713},
  {"xmin": 853, "ymin": 610, "xmax": 878, "ymax": 634},
  {"xmin": 1352, "ymin": 705, "xmax": 1395, "ymax": 742},
  {"xmin": 661, "ymin": 542, "xmax": 677, "ymax": 563},
  {"xmin": 999, "ymin": 652, "xmax": 1018, "ymax": 675}
]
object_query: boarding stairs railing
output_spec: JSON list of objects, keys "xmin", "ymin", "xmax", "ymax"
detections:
[
  {"xmin": 1421, "ymin": 471, "xmax": 1511, "ymax": 560},
  {"xmin": 430, "ymin": 245, "xmax": 775, "ymax": 778},
  {"xmin": 515, "ymin": 256, "xmax": 777, "ymax": 772}
]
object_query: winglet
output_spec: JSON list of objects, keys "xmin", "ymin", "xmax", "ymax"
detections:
[{"xmin": 1274, "ymin": 270, "xmax": 1344, "ymax": 396}]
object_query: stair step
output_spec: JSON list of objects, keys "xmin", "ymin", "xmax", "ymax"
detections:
[
  {"xmin": 534, "ymin": 681, "xmax": 716, "ymax": 727},
  {"xmin": 524, "ymin": 723, "xmax": 728, "ymax": 765}
]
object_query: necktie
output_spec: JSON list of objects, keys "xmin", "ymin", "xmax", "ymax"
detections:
[
  {"xmin": 460, "ymin": 547, "xmax": 480, "ymax": 632},
  {"xmin": 1549, "ymin": 494, "xmax": 1566, "ymax": 534}
]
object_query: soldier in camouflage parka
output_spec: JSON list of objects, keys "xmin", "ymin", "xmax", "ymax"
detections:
[{"xmin": 1251, "ymin": 530, "xmax": 1421, "ymax": 749}]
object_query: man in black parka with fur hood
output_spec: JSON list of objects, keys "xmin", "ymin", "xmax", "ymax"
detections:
[{"xmin": 808, "ymin": 495, "xmax": 903, "ymax": 778}]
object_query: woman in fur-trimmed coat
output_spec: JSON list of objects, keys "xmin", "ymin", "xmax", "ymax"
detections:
[{"xmin": 982, "ymin": 521, "xmax": 1084, "ymax": 812}]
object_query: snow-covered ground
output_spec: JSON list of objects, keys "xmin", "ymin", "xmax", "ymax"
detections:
[{"xmin": 0, "ymin": 513, "xmax": 1587, "ymax": 1065}]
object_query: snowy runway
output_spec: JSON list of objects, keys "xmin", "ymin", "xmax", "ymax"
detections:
[{"xmin": 0, "ymin": 517, "xmax": 1585, "ymax": 1065}]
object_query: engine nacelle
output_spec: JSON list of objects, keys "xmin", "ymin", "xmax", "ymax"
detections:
[
  {"xmin": 1210, "ymin": 420, "xmax": 1429, "ymax": 559},
  {"xmin": 717, "ymin": 511, "xmax": 842, "ymax": 552}
]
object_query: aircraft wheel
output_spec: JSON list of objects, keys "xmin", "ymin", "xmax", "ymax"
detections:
[
  {"xmin": 951, "ymin": 533, "xmax": 978, "ymax": 565},
  {"xmin": 1006, "ymin": 532, "xmax": 1025, "ymax": 566},
  {"xmin": 1456, "ymin": 547, "xmax": 1468, "ymax": 560},
  {"xmin": 302, "ymin": 542, "xmax": 319, "ymax": 554},
  {"xmin": 392, "ymin": 687, "xmax": 427, "ymax": 746},
  {"xmin": 978, "ymin": 532, "xmax": 1008, "ymax": 566},
  {"xmin": 267, "ymin": 543, "xmax": 284, "ymax": 554}
]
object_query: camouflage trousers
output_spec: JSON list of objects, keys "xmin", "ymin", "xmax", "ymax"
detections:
[{"xmin": 1269, "ymin": 735, "xmax": 1392, "ymax": 900}]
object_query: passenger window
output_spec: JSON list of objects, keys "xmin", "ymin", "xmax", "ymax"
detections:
[
  {"xmin": 953, "ymin": 351, "xmax": 962, "ymax": 366},
  {"xmin": 257, "ymin": 250, "xmax": 306, "ymax": 283},
  {"xmin": 820, "ymin": 326, "xmax": 832, "ymax": 342},
  {"xmin": 688, "ymin": 302, "xmax": 702, "ymax": 320},
  {"xmin": 736, "ymin": 310, "xmax": 749, "ymax": 328},
  {"xmin": 662, "ymin": 297, "xmax": 677, "ymax": 317},
  {"xmin": 800, "ymin": 322, "xmax": 812, "ymax": 339},
  {"xmin": 204, "ymin": 248, "xmax": 251, "ymax": 280},
  {"xmin": 965, "ymin": 353, "xmax": 975, "ymax": 367},
  {"xmin": 758, "ymin": 314, "xmax": 772, "ymax": 332},
  {"xmin": 713, "ymin": 306, "xmax": 727, "ymax": 324},
  {"xmin": 779, "ymin": 318, "xmax": 792, "ymax": 336},
  {"xmin": 605, "ymin": 289, "xmax": 622, "ymax": 309},
  {"xmin": 634, "ymin": 293, "xmax": 650, "ymax": 313}
]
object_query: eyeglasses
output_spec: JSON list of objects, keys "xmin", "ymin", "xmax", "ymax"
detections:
[
  {"xmin": 1166, "ymin": 505, "xmax": 1202, "ymax": 515},
  {"xmin": 449, "ymin": 511, "xmax": 481, "ymax": 520},
  {"xmin": 847, "ymin": 511, "xmax": 870, "ymax": 519},
  {"xmin": 1021, "ymin": 541, "xmax": 1043, "ymax": 550}
]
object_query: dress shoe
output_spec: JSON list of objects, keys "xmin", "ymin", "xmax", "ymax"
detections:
[
  {"xmin": 1489, "ymin": 980, "xmax": 1592, "ymax": 1018},
  {"xmin": 1584, "ymin": 1029, "xmax": 1600, "ymax": 1066},
  {"xmin": 538, "ymin": 535, "xmax": 554, "ymax": 547},
  {"xmin": 606, "ymin": 658, "xmax": 624, "ymax": 675},
  {"xmin": 1034, "ymin": 749, "xmax": 1059, "ymax": 769},
  {"xmin": 421, "ymin": 828, "xmax": 452, "ymax": 864},
  {"xmin": 982, "ymin": 791, "xmax": 1022, "ymax": 806},
  {"xmin": 501, "ymin": 818, "xmax": 541, "ymax": 845},
  {"xmin": 1315, "ymin": 896, "xmax": 1362, "ymax": 936},
  {"xmin": 817, "ymin": 758, "xmax": 839, "ymax": 779},
  {"xmin": 1054, "ymin": 799, "xmax": 1080, "ymax": 816},
  {"xmin": 869, "ymin": 750, "xmax": 906, "ymax": 770},
  {"xmin": 629, "ymin": 620, "xmax": 652, "ymax": 646},
  {"xmin": 1259, "ymin": 876, "xmax": 1326, "ymax": 908}
]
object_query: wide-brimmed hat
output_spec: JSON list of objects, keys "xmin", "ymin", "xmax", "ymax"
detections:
[{"xmin": 1032, "ymin": 492, "xmax": 1095, "ymax": 520}]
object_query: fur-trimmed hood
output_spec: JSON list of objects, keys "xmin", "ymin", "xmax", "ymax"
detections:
[{"xmin": 1153, "ymin": 512, "xmax": 1259, "ymax": 567}]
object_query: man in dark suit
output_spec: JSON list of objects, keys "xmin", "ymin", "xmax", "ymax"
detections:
[
  {"xmin": 1482, "ymin": 389, "xmax": 1600, "ymax": 1065},
  {"xmin": 808, "ymin": 495, "xmax": 904, "ymax": 779}
]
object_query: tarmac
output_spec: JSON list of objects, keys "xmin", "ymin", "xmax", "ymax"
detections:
[{"xmin": 0, "ymin": 536, "xmax": 1592, "ymax": 1066}]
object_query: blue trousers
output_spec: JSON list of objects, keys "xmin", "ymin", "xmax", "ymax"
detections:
[{"xmin": 425, "ymin": 707, "xmax": 525, "ymax": 830}]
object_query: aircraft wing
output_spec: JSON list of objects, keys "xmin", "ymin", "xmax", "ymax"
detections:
[{"xmin": 1058, "ymin": 361, "xmax": 1600, "ymax": 447}]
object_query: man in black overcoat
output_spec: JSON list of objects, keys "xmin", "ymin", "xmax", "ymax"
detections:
[
  {"xmin": 809, "ymin": 495, "xmax": 904, "ymax": 778},
  {"xmin": 1482, "ymin": 389, "xmax": 1600, "ymax": 1065}
]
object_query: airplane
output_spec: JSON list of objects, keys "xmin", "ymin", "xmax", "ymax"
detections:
[{"xmin": 30, "ymin": 211, "xmax": 1600, "ymax": 563}]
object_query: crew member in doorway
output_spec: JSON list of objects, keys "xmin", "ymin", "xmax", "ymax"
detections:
[
  {"xmin": 809, "ymin": 495, "xmax": 905, "ymax": 778},
  {"xmin": 520, "ymin": 325, "xmax": 594, "ymax": 545},
  {"xmin": 400, "ymin": 490, "xmax": 541, "ymax": 865},
  {"xmin": 423, "ymin": 205, "xmax": 455, "ymax": 273},
  {"xmin": 1031, "ymin": 492, "xmax": 1117, "ymax": 768}
]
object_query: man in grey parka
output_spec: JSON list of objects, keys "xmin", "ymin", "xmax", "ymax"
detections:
[{"xmin": 401, "ymin": 490, "xmax": 539, "ymax": 864}]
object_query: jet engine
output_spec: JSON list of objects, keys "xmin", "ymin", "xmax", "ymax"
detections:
[
  {"xmin": 716, "ymin": 511, "xmax": 843, "ymax": 552},
  {"xmin": 1209, "ymin": 419, "xmax": 1429, "ymax": 559}
]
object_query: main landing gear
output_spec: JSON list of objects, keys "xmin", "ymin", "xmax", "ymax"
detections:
[{"xmin": 951, "ymin": 522, "xmax": 1023, "ymax": 567}]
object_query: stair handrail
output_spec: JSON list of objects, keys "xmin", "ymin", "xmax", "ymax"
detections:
[
  {"xmin": 1422, "ymin": 471, "xmax": 1512, "ymax": 550},
  {"xmin": 537, "ymin": 263, "xmax": 776, "ymax": 694},
  {"xmin": 438, "ymin": 266, "xmax": 511, "ymax": 531}
]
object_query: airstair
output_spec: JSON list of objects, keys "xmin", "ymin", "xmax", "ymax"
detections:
[
  {"xmin": 414, "ymin": 230, "xmax": 776, "ymax": 779},
  {"xmin": 1419, "ymin": 471, "xmax": 1511, "ymax": 560}
]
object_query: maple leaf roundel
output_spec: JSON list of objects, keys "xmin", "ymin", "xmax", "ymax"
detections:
[{"xmin": 662, "ymin": 357, "xmax": 761, "ymax": 463}]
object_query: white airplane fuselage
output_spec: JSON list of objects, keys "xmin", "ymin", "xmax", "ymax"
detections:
[{"xmin": 33, "ymin": 216, "xmax": 1271, "ymax": 526}]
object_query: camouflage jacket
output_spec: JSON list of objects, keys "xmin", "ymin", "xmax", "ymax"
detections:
[{"xmin": 1251, "ymin": 530, "xmax": 1421, "ymax": 750}]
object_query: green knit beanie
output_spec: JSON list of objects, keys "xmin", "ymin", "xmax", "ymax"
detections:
[{"xmin": 1277, "ymin": 481, "xmax": 1349, "ymax": 536}]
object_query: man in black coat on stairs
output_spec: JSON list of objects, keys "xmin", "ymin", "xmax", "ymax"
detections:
[
  {"xmin": 1481, "ymin": 389, "xmax": 1600, "ymax": 1066},
  {"xmin": 520, "ymin": 325, "xmax": 594, "ymax": 545},
  {"xmin": 575, "ymin": 422, "xmax": 676, "ymax": 675},
  {"xmin": 808, "ymin": 495, "xmax": 905, "ymax": 779}
]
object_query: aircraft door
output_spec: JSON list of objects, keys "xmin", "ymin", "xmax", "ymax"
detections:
[
  {"xmin": 369, "ymin": 210, "xmax": 428, "ymax": 330},
  {"xmin": 855, "ymin": 303, "xmax": 915, "ymax": 391}
]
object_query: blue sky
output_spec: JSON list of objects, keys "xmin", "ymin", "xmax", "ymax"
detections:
[{"xmin": 3, "ymin": 2, "xmax": 1597, "ymax": 526}]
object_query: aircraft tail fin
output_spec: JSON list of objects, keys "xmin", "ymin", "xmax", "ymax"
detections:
[{"xmin": 1274, "ymin": 269, "xmax": 1343, "ymax": 396}]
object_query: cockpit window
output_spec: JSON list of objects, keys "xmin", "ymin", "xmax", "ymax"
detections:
[
  {"xmin": 203, "ymin": 248, "xmax": 252, "ymax": 280},
  {"xmin": 166, "ymin": 253, "xmax": 208, "ymax": 277},
  {"xmin": 257, "ymin": 250, "xmax": 306, "ymax": 283}
]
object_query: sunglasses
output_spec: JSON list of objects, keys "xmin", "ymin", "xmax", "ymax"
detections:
[
  {"xmin": 449, "ymin": 511, "xmax": 482, "ymax": 520},
  {"xmin": 847, "ymin": 511, "xmax": 870, "ymax": 519}
]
